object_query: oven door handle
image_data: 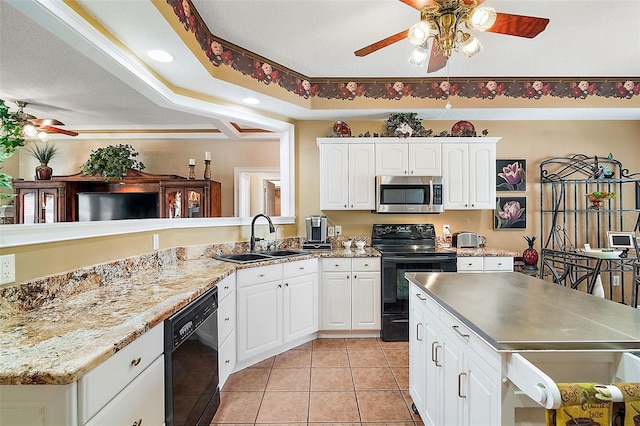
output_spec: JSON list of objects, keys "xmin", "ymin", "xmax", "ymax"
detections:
[
  {"xmin": 429, "ymin": 179, "xmax": 434, "ymax": 209},
  {"xmin": 382, "ymin": 255, "xmax": 457, "ymax": 262}
]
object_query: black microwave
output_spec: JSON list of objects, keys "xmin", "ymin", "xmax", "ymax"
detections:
[{"xmin": 376, "ymin": 176, "xmax": 445, "ymax": 213}]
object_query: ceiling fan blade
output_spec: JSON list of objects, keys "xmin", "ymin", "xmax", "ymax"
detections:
[
  {"xmin": 40, "ymin": 125, "xmax": 78, "ymax": 137},
  {"xmin": 354, "ymin": 29, "xmax": 409, "ymax": 57},
  {"xmin": 426, "ymin": 41, "xmax": 448, "ymax": 73},
  {"xmin": 398, "ymin": 0, "xmax": 438, "ymax": 10},
  {"xmin": 487, "ymin": 13, "xmax": 549, "ymax": 38},
  {"xmin": 29, "ymin": 118, "xmax": 65, "ymax": 126}
]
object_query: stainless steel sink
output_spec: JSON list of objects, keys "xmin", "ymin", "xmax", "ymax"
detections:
[{"xmin": 215, "ymin": 249, "xmax": 310, "ymax": 264}]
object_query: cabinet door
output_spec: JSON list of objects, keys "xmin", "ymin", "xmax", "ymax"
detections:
[
  {"xmin": 409, "ymin": 292, "xmax": 427, "ymax": 416},
  {"xmin": 351, "ymin": 271, "xmax": 381, "ymax": 330},
  {"xmin": 321, "ymin": 271, "xmax": 352, "ymax": 330},
  {"xmin": 464, "ymin": 356, "xmax": 499, "ymax": 426},
  {"xmin": 442, "ymin": 143, "xmax": 469, "ymax": 209},
  {"xmin": 319, "ymin": 144, "xmax": 349, "ymax": 210},
  {"xmin": 376, "ymin": 143, "xmax": 408, "ymax": 176},
  {"xmin": 468, "ymin": 143, "xmax": 496, "ymax": 209},
  {"xmin": 410, "ymin": 143, "xmax": 441, "ymax": 176},
  {"xmin": 236, "ymin": 281, "xmax": 282, "ymax": 361},
  {"xmin": 348, "ymin": 143, "xmax": 376, "ymax": 210},
  {"xmin": 17, "ymin": 188, "xmax": 61, "ymax": 224},
  {"xmin": 184, "ymin": 187, "xmax": 206, "ymax": 218},
  {"xmin": 283, "ymin": 273, "xmax": 318, "ymax": 343},
  {"xmin": 18, "ymin": 188, "xmax": 39, "ymax": 224},
  {"xmin": 441, "ymin": 334, "xmax": 465, "ymax": 426}
]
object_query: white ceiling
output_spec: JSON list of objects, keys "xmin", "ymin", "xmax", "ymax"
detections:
[{"xmin": 0, "ymin": 0, "xmax": 639, "ymax": 135}]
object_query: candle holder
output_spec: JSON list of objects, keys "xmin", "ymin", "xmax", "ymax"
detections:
[
  {"xmin": 188, "ymin": 164, "xmax": 196, "ymax": 180},
  {"xmin": 204, "ymin": 159, "xmax": 211, "ymax": 180}
]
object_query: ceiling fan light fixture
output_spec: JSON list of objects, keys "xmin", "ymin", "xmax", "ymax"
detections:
[
  {"xmin": 22, "ymin": 123, "xmax": 38, "ymax": 138},
  {"xmin": 408, "ymin": 21, "xmax": 432, "ymax": 45},
  {"xmin": 460, "ymin": 33, "xmax": 483, "ymax": 58},
  {"xmin": 37, "ymin": 131, "xmax": 50, "ymax": 142},
  {"xmin": 468, "ymin": 7, "xmax": 497, "ymax": 31},
  {"xmin": 408, "ymin": 43, "xmax": 429, "ymax": 67}
]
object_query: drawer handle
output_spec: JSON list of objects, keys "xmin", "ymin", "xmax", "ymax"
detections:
[
  {"xmin": 335, "ymin": 264, "xmax": 339, "ymax": 267},
  {"xmin": 416, "ymin": 293, "xmax": 427, "ymax": 301},
  {"xmin": 497, "ymin": 262, "xmax": 502, "ymax": 266},
  {"xmin": 224, "ymin": 285, "xmax": 229, "ymax": 290},
  {"xmin": 259, "ymin": 273, "xmax": 265, "ymax": 277},
  {"xmin": 133, "ymin": 419, "xmax": 143, "ymax": 426},
  {"xmin": 225, "ymin": 359, "xmax": 230, "ymax": 364},
  {"xmin": 452, "ymin": 325, "xmax": 470, "ymax": 340},
  {"xmin": 285, "ymin": 282, "xmax": 289, "ymax": 287},
  {"xmin": 458, "ymin": 373, "xmax": 467, "ymax": 398},
  {"xmin": 278, "ymin": 284, "xmax": 282, "ymax": 288},
  {"xmin": 416, "ymin": 323, "xmax": 423, "ymax": 341},
  {"xmin": 364, "ymin": 263, "xmax": 369, "ymax": 267},
  {"xmin": 299, "ymin": 266, "xmax": 305, "ymax": 270},
  {"xmin": 130, "ymin": 357, "xmax": 141, "ymax": 367},
  {"xmin": 225, "ymin": 317, "xmax": 230, "ymax": 321}
]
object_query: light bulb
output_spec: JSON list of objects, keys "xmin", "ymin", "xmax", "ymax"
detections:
[
  {"xmin": 22, "ymin": 124, "xmax": 38, "ymax": 137},
  {"xmin": 408, "ymin": 45, "xmax": 429, "ymax": 67},
  {"xmin": 469, "ymin": 7, "xmax": 497, "ymax": 31},
  {"xmin": 408, "ymin": 21, "xmax": 432, "ymax": 45},
  {"xmin": 37, "ymin": 131, "xmax": 50, "ymax": 142},
  {"xmin": 445, "ymin": 100, "xmax": 452, "ymax": 109}
]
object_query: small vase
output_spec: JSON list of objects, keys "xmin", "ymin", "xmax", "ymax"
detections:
[
  {"xmin": 523, "ymin": 236, "xmax": 538, "ymax": 271},
  {"xmin": 35, "ymin": 163, "xmax": 53, "ymax": 180}
]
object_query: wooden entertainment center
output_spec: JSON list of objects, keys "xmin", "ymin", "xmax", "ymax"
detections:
[{"xmin": 13, "ymin": 169, "xmax": 221, "ymax": 223}]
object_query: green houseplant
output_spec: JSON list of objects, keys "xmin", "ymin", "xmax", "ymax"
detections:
[
  {"xmin": 80, "ymin": 143, "xmax": 145, "ymax": 181},
  {"xmin": 26, "ymin": 142, "xmax": 59, "ymax": 180},
  {"xmin": 0, "ymin": 98, "xmax": 26, "ymax": 199}
]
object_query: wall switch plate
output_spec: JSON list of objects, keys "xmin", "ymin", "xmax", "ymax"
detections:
[
  {"xmin": 152, "ymin": 234, "xmax": 160, "ymax": 250},
  {"xmin": 0, "ymin": 254, "xmax": 16, "ymax": 285},
  {"xmin": 443, "ymin": 224, "xmax": 451, "ymax": 235},
  {"xmin": 327, "ymin": 226, "xmax": 335, "ymax": 237},
  {"xmin": 335, "ymin": 225, "xmax": 342, "ymax": 236},
  {"xmin": 613, "ymin": 275, "xmax": 620, "ymax": 286}
]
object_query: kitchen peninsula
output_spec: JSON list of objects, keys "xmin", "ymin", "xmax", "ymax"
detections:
[{"xmin": 406, "ymin": 271, "xmax": 640, "ymax": 425}]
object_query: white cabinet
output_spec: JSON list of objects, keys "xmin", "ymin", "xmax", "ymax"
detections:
[
  {"xmin": 318, "ymin": 141, "xmax": 375, "ymax": 210},
  {"xmin": 457, "ymin": 256, "xmax": 514, "ymax": 273},
  {"xmin": 376, "ymin": 142, "xmax": 441, "ymax": 176},
  {"xmin": 236, "ymin": 259, "xmax": 318, "ymax": 362},
  {"xmin": 217, "ymin": 273, "xmax": 236, "ymax": 388},
  {"xmin": 442, "ymin": 141, "xmax": 498, "ymax": 210},
  {"xmin": 320, "ymin": 257, "xmax": 381, "ymax": 330},
  {"xmin": 409, "ymin": 283, "xmax": 500, "ymax": 426}
]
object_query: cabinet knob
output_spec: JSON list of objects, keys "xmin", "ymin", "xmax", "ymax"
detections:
[
  {"xmin": 225, "ymin": 317, "xmax": 230, "ymax": 321},
  {"xmin": 278, "ymin": 284, "xmax": 282, "ymax": 288},
  {"xmin": 224, "ymin": 285, "xmax": 229, "ymax": 290},
  {"xmin": 130, "ymin": 357, "xmax": 141, "ymax": 367},
  {"xmin": 354, "ymin": 275, "xmax": 357, "ymax": 279},
  {"xmin": 259, "ymin": 274, "xmax": 265, "ymax": 277},
  {"xmin": 225, "ymin": 359, "xmax": 230, "ymax": 364},
  {"xmin": 285, "ymin": 283, "xmax": 289, "ymax": 286},
  {"xmin": 344, "ymin": 205, "xmax": 347, "ymax": 208},
  {"xmin": 299, "ymin": 266, "xmax": 305, "ymax": 270},
  {"xmin": 133, "ymin": 419, "xmax": 143, "ymax": 426}
]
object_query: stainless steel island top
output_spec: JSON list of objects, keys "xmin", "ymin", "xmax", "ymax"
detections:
[{"xmin": 406, "ymin": 272, "xmax": 640, "ymax": 351}]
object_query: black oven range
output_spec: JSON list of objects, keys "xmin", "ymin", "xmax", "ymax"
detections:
[{"xmin": 372, "ymin": 224, "xmax": 457, "ymax": 341}]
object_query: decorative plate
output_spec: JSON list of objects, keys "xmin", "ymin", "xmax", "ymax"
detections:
[
  {"xmin": 451, "ymin": 120, "xmax": 476, "ymax": 137},
  {"xmin": 333, "ymin": 120, "xmax": 352, "ymax": 137}
]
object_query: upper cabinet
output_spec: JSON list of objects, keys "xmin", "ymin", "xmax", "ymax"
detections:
[
  {"xmin": 376, "ymin": 142, "xmax": 442, "ymax": 176},
  {"xmin": 13, "ymin": 181, "xmax": 66, "ymax": 224},
  {"xmin": 318, "ymin": 137, "xmax": 500, "ymax": 212},
  {"xmin": 442, "ymin": 141, "xmax": 498, "ymax": 210},
  {"xmin": 319, "ymin": 141, "xmax": 375, "ymax": 210}
]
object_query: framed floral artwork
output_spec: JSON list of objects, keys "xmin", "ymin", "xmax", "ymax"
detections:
[
  {"xmin": 496, "ymin": 159, "xmax": 526, "ymax": 192},
  {"xmin": 494, "ymin": 197, "xmax": 526, "ymax": 229}
]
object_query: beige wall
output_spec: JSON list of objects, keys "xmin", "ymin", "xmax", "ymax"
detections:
[
  {"xmin": 296, "ymin": 120, "xmax": 640, "ymax": 254},
  {"xmin": 2, "ymin": 119, "xmax": 639, "ymax": 284}
]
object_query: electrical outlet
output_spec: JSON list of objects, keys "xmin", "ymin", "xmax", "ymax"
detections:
[
  {"xmin": 327, "ymin": 226, "xmax": 335, "ymax": 237},
  {"xmin": 443, "ymin": 224, "xmax": 451, "ymax": 235},
  {"xmin": 613, "ymin": 275, "xmax": 620, "ymax": 286},
  {"xmin": 0, "ymin": 254, "xmax": 16, "ymax": 285},
  {"xmin": 152, "ymin": 234, "xmax": 160, "ymax": 250},
  {"xmin": 335, "ymin": 225, "xmax": 342, "ymax": 236}
]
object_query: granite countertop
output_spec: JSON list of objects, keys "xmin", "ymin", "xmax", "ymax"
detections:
[{"xmin": 454, "ymin": 247, "xmax": 520, "ymax": 257}]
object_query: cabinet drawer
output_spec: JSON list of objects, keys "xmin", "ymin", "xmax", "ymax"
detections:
[
  {"xmin": 483, "ymin": 256, "xmax": 513, "ymax": 271},
  {"xmin": 217, "ymin": 272, "xmax": 236, "ymax": 301},
  {"xmin": 321, "ymin": 257, "xmax": 351, "ymax": 271},
  {"xmin": 84, "ymin": 355, "xmax": 164, "ymax": 426},
  {"xmin": 283, "ymin": 258, "xmax": 318, "ymax": 278},
  {"xmin": 352, "ymin": 257, "xmax": 380, "ymax": 272},
  {"xmin": 237, "ymin": 263, "xmax": 282, "ymax": 287},
  {"xmin": 218, "ymin": 291, "xmax": 236, "ymax": 344},
  {"xmin": 438, "ymin": 308, "xmax": 500, "ymax": 372},
  {"xmin": 456, "ymin": 257, "xmax": 484, "ymax": 272},
  {"xmin": 78, "ymin": 324, "xmax": 163, "ymax": 424},
  {"xmin": 411, "ymin": 287, "xmax": 440, "ymax": 318}
]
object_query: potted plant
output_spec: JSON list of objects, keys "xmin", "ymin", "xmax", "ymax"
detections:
[
  {"xmin": 0, "ymin": 98, "xmax": 25, "ymax": 199},
  {"xmin": 26, "ymin": 142, "xmax": 58, "ymax": 180},
  {"xmin": 585, "ymin": 190, "xmax": 615, "ymax": 210},
  {"xmin": 81, "ymin": 143, "xmax": 145, "ymax": 181}
]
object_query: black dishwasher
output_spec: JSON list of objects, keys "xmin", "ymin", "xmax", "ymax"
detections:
[{"xmin": 164, "ymin": 287, "xmax": 219, "ymax": 426}]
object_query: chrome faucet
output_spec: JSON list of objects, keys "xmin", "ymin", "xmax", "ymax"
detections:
[{"xmin": 250, "ymin": 214, "xmax": 275, "ymax": 252}]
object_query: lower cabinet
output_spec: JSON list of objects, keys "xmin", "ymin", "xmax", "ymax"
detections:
[
  {"xmin": 320, "ymin": 257, "xmax": 381, "ymax": 330},
  {"xmin": 236, "ymin": 259, "xmax": 318, "ymax": 362},
  {"xmin": 409, "ymin": 283, "xmax": 500, "ymax": 425},
  {"xmin": 0, "ymin": 324, "xmax": 164, "ymax": 426},
  {"xmin": 217, "ymin": 273, "xmax": 236, "ymax": 388},
  {"xmin": 457, "ymin": 256, "xmax": 514, "ymax": 273}
]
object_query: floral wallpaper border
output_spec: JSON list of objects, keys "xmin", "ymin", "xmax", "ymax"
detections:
[{"xmin": 167, "ymin": 0, "xmax": 639, "ymax": 102}]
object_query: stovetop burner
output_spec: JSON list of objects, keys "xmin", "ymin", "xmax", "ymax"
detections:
[{"xmin": 371, "ymin": 224, "xmax": 455, "ymax": 256}]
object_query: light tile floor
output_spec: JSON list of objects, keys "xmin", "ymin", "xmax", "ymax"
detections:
[{"xmin": 211, "ymin": 337, "xmax": 424, "ymax": 426}]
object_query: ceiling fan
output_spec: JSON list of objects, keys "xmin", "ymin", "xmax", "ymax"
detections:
[
  {"xmin": 15, "ymin": 101, "xmax": 78, "ymax": 139},
  {"xmin": 354, "ymin": 0, "xmax": 550, "ymax": 73}
]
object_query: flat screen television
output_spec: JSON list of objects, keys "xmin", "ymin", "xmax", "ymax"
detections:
[{"xmin": 78, "ymin": 192, "xmax": 159, "ymax": 221}]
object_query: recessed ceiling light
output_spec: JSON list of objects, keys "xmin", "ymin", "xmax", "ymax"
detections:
[
  {"xmin": 147, "ymin": 49, "xmax": 174, "ymax": 62},
  {"xmin": 242, "ymin": 97, "xmax": 261, "ymax": 105}
]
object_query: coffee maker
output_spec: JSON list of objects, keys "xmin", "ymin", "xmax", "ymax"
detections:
[{"xmin": 302, "ymin": 215, "xmax": 332, "ymax": 250}]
